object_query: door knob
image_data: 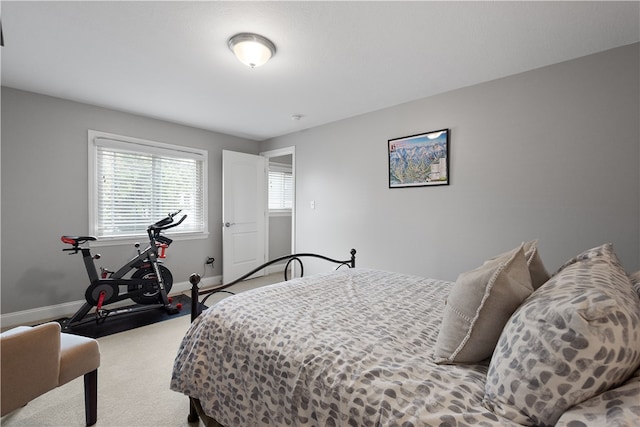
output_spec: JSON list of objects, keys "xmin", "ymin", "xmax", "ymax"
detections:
[{"xmin": 224, "ymin": 222, "xmax": 235, "ymax": 228}]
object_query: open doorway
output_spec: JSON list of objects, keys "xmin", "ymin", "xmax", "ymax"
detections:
[{"xmin": 261, "ymin": 147, "xmax": 295, "ymax": 275}]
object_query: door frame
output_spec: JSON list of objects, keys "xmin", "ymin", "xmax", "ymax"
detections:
[{"xmin": 260, "ymin": 146, "xmax": 296, "ymax": 273}]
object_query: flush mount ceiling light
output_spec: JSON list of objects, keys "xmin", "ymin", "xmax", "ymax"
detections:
[{"xmin": 228, "ymin": 33, "xmax": 276, "ymax": 68}]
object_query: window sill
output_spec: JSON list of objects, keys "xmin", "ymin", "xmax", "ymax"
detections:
[
  {"xmin": 269, "ymin": 210, "xmax": 292, "ymax": 217},
  {"xmin": 90, "ymin": 231, "xmax": 210, "ymax": 247}
]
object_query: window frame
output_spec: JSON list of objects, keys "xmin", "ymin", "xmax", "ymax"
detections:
[{"xmin": 88, "ymin": 130, "xmax": 208, "ymax": 245}]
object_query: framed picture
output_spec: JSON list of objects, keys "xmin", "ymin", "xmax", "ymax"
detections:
[{"xmin": 388, "ymin": 128, "xmax": 449, "ymax": 188}]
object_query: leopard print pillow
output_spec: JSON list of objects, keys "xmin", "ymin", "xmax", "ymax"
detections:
[
  {"xmin": 554, "ymin": 368, "xmax": 640, "ymax": 427},
  {"xmin": 630, "ymin": 270, "xmax": 640, "ymax": 297},
  {"xmin": 483, "ymin": 243, "xmax": 640, "ymax": 426}
]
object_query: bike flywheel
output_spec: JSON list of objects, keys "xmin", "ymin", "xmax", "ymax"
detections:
[{"xmin": 85, "ymin": 282, "xmax": 120, "ymax": 306}]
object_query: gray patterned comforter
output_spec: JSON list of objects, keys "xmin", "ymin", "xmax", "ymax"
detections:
[
  {"xmin": 171, "ymin": 268, "xmax": 521, "ymax": 426},
  {"xmin": 171, "ymin": 268, "xmax": 640, "ymax": 426}
]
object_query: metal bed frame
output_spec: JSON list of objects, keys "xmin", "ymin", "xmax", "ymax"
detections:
[{"xmin": 185, "ymin": 248, "xmax": 356, "ymax": 424}]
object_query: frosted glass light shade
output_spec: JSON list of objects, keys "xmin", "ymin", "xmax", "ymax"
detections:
[{"xmin": 228, "ymin": 33, "xmax": 276, "ymax": 68}]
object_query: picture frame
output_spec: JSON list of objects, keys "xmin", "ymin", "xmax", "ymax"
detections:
[{"xmin": 388, "ymin": 128, "xmax": 450, "ymax": 188}]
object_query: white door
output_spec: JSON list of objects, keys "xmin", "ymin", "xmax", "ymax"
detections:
[{"xmin": 222, "ymin": 150, "xmax": 267, "ymax": 284}]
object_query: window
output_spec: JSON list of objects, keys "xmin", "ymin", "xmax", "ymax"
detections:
[
  {"xmin": 268, "ymin": 163, "xmax": 293, "ymax": 211},
  {"xmin": 89, "ymin": 130, "xmax": 208, "ymax": 241}
]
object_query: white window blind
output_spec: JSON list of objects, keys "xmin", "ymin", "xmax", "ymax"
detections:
[
  {"xmin": 268, "ymin": 167, "xmax": 293, "ymax": 210},
  {"xmin": 89, "ymin": 131, "xmax": 207, "ymax": 239}
]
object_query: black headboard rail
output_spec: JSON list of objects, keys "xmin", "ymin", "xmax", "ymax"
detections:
[{"xmin": 189, "ymin": 249, "xmax": 356, "ymax": 322}]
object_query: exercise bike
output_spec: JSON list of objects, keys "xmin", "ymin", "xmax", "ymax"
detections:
[{"xmin": 60, "ymin": 210, "xmax": 187, "ymax": 330}]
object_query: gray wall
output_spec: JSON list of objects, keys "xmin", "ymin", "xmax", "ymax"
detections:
[
  {"xmin": 1, "ymin": 87, "xmax": 259, "ymax": 313},
  {"xmin": 261, "ymin": 43, "xmax": 640, "ymax": 280},
  {"xmin": 269, "ymin": 215, "xmax": 292, "ymax": 260},
  {"xmin": 2, "ymin": 43, "xmax": 638, "ymax": 316}
]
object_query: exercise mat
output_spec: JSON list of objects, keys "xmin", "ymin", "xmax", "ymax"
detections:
[{"xmin": 59, "ymin": 294, "xmax": 207, "ymax": 338}]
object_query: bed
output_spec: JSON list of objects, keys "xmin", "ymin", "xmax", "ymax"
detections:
[{"xmin": 171, "ymin": 242, "xmax": 640, "ymax": 427}]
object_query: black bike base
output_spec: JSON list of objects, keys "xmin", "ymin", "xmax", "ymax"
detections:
[
  {"xmin": 165, "ymin": 305, "xmax": 180, "ymax": 315},
  {"xmin": 59, "ymin": 295, "xmax": 196, "ymax": 338}
]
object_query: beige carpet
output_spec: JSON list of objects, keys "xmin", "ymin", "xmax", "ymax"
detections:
[{"xmin": 1, "ymin": 274, "xmax": 282, "ymax": 427}]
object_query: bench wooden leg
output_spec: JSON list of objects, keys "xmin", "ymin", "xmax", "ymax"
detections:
[{"xmin": 84, "ymin": 369, "xmax": 98, "ymax": 426}]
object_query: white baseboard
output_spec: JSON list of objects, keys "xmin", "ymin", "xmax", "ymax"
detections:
[{"xmin": 0, "ymin": 275, "xmax": 222, "ymax": 329}]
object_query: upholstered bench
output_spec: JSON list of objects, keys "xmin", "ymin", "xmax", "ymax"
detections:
[{"xmin": 1, "ymin": 322, "xmax": 100, "ymax": 426}]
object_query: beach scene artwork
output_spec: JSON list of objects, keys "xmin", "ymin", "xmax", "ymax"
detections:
[{"xmin": 388, "ymin": 129, "xmax": 449, "ymax": 188}]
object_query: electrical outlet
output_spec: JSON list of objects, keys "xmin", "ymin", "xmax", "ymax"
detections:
[{"xmin": 206, "ymin": 257, "xmax": 215, "ymax": 265}]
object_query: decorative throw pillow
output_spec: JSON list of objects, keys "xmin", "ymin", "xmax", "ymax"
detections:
[
  {"xmin": 554, "ymin": 368, "xmax": 640, "ymax": 427},
  {"xmin": 629, "ymin": 270, "xmax": 640, "ymax": 297},
  {"xmin": 434, "ymin": 244, "xmax": 533, "ymax": 364},
  {"xmin": 522, "ymin": 240, "xmax": 550, "ymax": 289},
  {"xmin": 483, "ymin": 243, "xmax": 640, "ymax": 427},
  {"xmin": 486, "ymin": 240, "xmax": 550, "ymax": 289}
]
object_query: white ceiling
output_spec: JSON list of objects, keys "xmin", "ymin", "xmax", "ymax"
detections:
[{"xmin": 1, "ymin": 1, "xmax": 639, "ymax": 141}]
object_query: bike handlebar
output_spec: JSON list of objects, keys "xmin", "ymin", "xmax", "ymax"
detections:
[
  {"xmin": 148, "ymin": 210, "xmax": 187, "ymax": 232},
  {"xmin": 62, "ymin": 211, "xmax": 187, "ymax": 251},
  {"xmin": 152, "ymin": 209, "xmax": 181, "ymax": 227},
  {"xmin": 161, "ymin": 214, "xmax": 187, "ymax": 231}
]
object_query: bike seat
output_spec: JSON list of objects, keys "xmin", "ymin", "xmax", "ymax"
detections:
[{"xmin": 61, "ymin": 236, "xmax": 97, "ymax": 245}]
